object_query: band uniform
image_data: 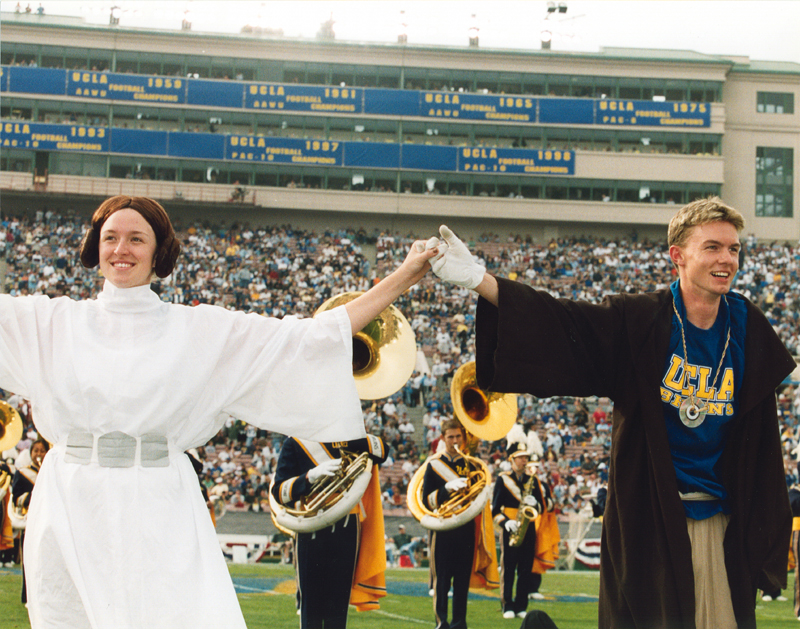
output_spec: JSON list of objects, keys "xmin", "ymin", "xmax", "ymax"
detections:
[
  {"xmin": 271, "ymin": 435, "xmax": 387, "ymax": 629},
  {"xmin": 421, "ymin": 421, "xmax": 498, "ymax": 629},
  {"xmin": 492, "ymin": 445, "xmax": 559, "ymax": 617}
]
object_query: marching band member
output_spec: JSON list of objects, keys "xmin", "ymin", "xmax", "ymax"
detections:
[
  {"xmin": 492, "ymin": 442, "xmax": 558, "ymax": 619},
  {"xmin": 271, "ymin": 435, "xmax": 388, "ymax": 629},
  {"xmin": 0, "ymin": 460, "xmax": 14, "ymax": 567},
  {"xmin": 10, "ymin": 438, "xmax": 49, "ymax": 604},
  {"xmin": 422, "ymin": 418, "xmax": 498, "ymax": 629}
]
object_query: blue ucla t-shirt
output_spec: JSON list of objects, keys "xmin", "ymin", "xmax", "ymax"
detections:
[{"xmin": 661, "ymin": 280, "xmax": 746, "ymax": 519}]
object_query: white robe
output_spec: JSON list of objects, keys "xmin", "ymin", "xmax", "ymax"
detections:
[{"xmin": 0, "ymin": 281, "xmax": 365, "ymax": 629}]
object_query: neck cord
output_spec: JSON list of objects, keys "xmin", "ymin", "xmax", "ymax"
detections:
[{"xmin": 672, "ymin": 296, "xmax": 731, "ymax": 425}]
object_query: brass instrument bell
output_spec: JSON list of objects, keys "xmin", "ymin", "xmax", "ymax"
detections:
[
  {"xmin": 315, "ymin": 292, "xmax": 416, "ymax": 400},
  {"xmin": 451, "ymin": 361, "xmax": 517, "ymax": 441},
  {"xmin": 0, "ymin": 400, "xmax": 23, "ymax": 453}
]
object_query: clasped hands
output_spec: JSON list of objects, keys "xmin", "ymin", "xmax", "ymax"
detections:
[{"xmin": 413, "ymin": 225, "xmax": 486, "ymax": 289}]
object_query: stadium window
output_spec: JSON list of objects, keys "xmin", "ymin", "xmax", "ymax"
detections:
[
  {"xmin": 757, "ymin": 92, "xmax": 794, "ymax": 114},
  {"xmin": 756, "ymin": 147, "xmax": 794, "ymax": 217}
]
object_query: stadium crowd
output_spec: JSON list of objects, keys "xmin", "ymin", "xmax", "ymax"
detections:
[{"xmin": 2, "ymin": 208, "xmax": 800, "ymax": 529}]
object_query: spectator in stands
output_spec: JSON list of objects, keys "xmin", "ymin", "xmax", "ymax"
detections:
[
  {"xmin": 426, "ymin": 198, "xmax": 794, "ymax": 629},
  {"xmin": 0, "ymin": 195, "xmax": 440, "ymax": 629}
]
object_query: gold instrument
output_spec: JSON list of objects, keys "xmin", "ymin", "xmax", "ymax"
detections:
[
  {"xmin": 0, "ymin": 400, "xmax": 23, "ymax": 453},
  {"xmin": 269, "ymin": 294, "xmax": 415, "ymax": 534},
  {"xmin": 450, "ymin": 361, "xmax": 517, "ymax": 442},
  {"xmin": 406, "ymin": 361, "xmax": 518, "ymax": 531},
  {"xmin": 314, "ymin": 292, "xmax": 416, "ymax": 401},
  {"xmin": 269, "ymin": 451, "xmax": 372, "ymax": 534},
  {"xmin": 509, "ymin": 462, "xmax": 540, "ymax": 547}
]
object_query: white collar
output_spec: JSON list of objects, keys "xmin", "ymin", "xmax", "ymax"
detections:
[{"xmin": 96, "ymin": 280, "xmax": 164, "ymax": 313}]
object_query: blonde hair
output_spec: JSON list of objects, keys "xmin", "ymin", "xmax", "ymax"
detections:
[{"xmin": 667, "ymin": 196, "xmax": 745, "ymax": 248}]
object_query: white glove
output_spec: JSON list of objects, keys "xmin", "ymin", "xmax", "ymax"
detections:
[
  {"xmin": 504, "ymin": 519, "xmax": 520, "ymax": 534},
  {"xmin": 428, "ymin": 225, "xmax": 486, "ymax": 289},
  {"xmin": 307, "ymin": 458, "xmax": 342, "ymax": 484},
  {"xmin": 444, "ymin": 477, "xmax": 468, "ymax": 493},
  {"xmin": 523, "ymin": 495, "xmax": 538, "ymax": 507}
]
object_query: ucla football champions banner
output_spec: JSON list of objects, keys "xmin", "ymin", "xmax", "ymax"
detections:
[
  {"xmin": 419, "ymin": 91, "xmax": 536, "ymax": 122},
  {"xmin": 597, "ymin": 99, "xmax": 710, "ymax": 127},
  {"xmin": 459, "ymin": 147, "xmax": 575, "ymax": 175},
  {"xmin": 1, "ymin": 121, "xmax": 109, "ymax": 153},
  {"xmin": 66, "ymin": 71, "xmax": 186, "ymax": 103},
  {"xmin": 244, "ymin": 83, "xmax": 363, "ymax": 113},
  {"xmin": 227, "ymin": 135, "xmax": 344, "ymax": 165}
]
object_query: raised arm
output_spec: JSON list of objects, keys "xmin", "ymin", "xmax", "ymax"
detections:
[{"xmin": 344, "ymin": 239, "xmax": 440, "ymax": 335}]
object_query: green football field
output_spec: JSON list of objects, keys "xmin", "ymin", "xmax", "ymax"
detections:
[{"xmin": 1, "ymin": 564, "xmax": 796, "ymax": 628}]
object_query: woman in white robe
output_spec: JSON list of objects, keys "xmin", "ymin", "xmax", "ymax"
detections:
[{"xmin": 0, "ymin": 195, "xmax": 439, "ymax": 629}]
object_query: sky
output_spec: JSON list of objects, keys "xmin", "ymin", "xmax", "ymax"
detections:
[{"xmin": 3, "ymin": 0, "xmax": 799, "ymax": 63}]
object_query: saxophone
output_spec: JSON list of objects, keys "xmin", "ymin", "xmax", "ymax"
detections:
[{"xmin": 509, "ymin": 469, "xmax": 540, "ymax": 547}]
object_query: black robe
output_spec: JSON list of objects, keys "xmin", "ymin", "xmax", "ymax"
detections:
[{"xmin": 476, "ymin": 277, "xmax": 794, "ymax": 629}]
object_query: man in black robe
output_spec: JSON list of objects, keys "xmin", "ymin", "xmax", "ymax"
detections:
[{"xmin": 425, "ymin": 197, "xmax": 794, "ymax": 629}]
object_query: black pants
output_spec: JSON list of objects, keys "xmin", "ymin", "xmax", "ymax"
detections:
[
  {"xmin": 500, "ymin": 526, "xmax": 537, "ymax": 614},
  {"xmin": 793, "ymin": 530, "xmax": 800, "ymax": 619},
  {"xmin": 430, "ymin": 520, "xmax": 475, "ymax": 629},
  {"xmin": 296, "ymin": 515, "xmax": 360, "ymax": 629}
]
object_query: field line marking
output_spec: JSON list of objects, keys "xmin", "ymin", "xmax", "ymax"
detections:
[{"xmin": 374, "ymin": 610, "xmax": 429, "ymax": 624}]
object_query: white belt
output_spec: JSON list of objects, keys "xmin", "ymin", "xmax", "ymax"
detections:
[
  {"xmin": 679, "ymin": 491, "xmax": 717, "ymax": 501},
  {"xmin": 64, "ymin": 431, "xmax": 170, "ymax": 468}
]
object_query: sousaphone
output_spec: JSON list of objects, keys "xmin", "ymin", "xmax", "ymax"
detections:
[
  {"xmin": 0, "ymin": 400, "xmax": 23, "ymax": 454},
  {"xmin": 314, "ymin": 292, "xmax": 417, "ymax": 400},
  {"xmin": 269, "ymin": 294, "xmax": 416, "ymax": 533},
  {"xmin": 407, "ymin": 361, "xmax": 517, "ymax": 531}
]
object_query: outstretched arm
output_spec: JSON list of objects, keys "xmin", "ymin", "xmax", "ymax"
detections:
[{"xmin": 344, "ymin": 239, "xmax": 439, "ymax": 335}]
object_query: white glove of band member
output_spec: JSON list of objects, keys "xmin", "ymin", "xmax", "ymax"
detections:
[
  {"xmin": 444, "ymin": 477, "xmax": 468, "ymax": 493},
  {"xmin": 307, "ymin": 458, "xmax": 342, "ymax": 484},
  {"xmin": 504, "ymin": 519, "xmax": 520, "ymax": 534},
  {"xmin": 427, "ymin": 225, "xmax": 486, "ymax": 289},
  {"xmin": 523, "ymin": 495, "xmax": 539, "ymax": 507}
]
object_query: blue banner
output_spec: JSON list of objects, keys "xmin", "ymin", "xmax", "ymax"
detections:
[
  {"xmin": 168, "ymin": 132, "xmax": 225, "ymax": 159},
  {"xmin": 2, "ymin": 120, "xmax": 575, "ymax": 176},
  {"xmin": 186, "ymin": 79, "xmax": 244, "ymax": 108},
  {"xmin": 7, "ymin": 65, "xmax": 65, "ymax": 95},
  {"xmin": 539, "ymin": 98, "xmax": 595, "ymax": 125},
  {"xmin": 66, "ymin": 71, "xmax": 185, "ymax": 103},
  {"xmin": 3, "ymin": 67, "xmax": 712, "ymax": 129},
  {"xmin": 344, "ymin": 142, "xmax": 401, "ymax": 169},
  {"xmin": 226, "ymin": 136, "xmax": 343, "ymax": 165},
  {"xmin": 110, "ymin": 128, "xmax": 168, "ymax": 156},
  {"xmin": 1, "ymin": 121, "xmax": 108, "ymax": 152},
  {"xmin": 401, "ymin": 144, "xmax": 458, "ymax": 171},
  {"xmin": 596, "ymin": 99, "xmax": 710, "ymax": 127},
  {"xmin": 458, "ymin": 147, "xmax": 574, "ymax": 175},
  {"xmin": 421, "ymin": 92, "xmax": 536, "ymax": 122},
  {"xmin": 363, "ymin": 88, "xmax": 419, "ymax": 116},
  {"xmin": 244, "ymin": 84, "xmax": 363, "ymax": 114}
]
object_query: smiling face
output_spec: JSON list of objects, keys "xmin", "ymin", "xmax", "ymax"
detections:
[
  {"xmin": 669, "ymin": 220, "xmax": 740, "ymax": 305},
  {"xmin": 98, "ymin": 208, "xmax": 157, "ymax": 288}
]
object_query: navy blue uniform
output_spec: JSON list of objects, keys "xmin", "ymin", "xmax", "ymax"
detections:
[
  {"xmin": 422, "ymin": 451, "xmax": 478, "ymax": 629},
  {"xmin": 492, "ymin": 470, "xmax": 552, "ymax": 614},
  {"xmin": 272, "ymin": 436, "xmax": 385, "ymax": 629}
]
